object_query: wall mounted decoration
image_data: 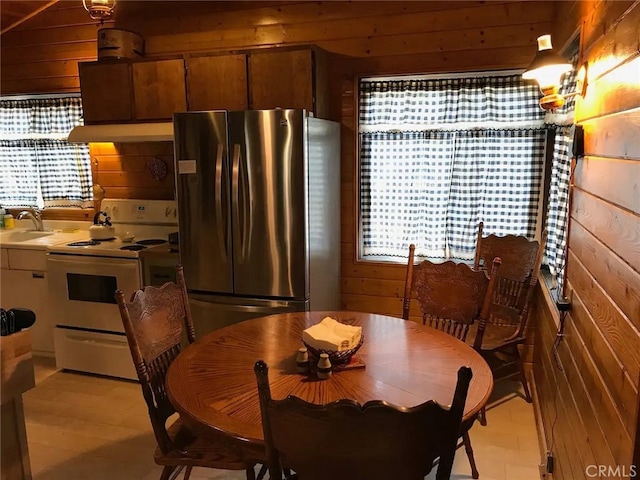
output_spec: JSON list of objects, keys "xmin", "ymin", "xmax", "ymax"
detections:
[{"xmin": 147, "ymin": 157, "xmax": 168, "ymax": 181}]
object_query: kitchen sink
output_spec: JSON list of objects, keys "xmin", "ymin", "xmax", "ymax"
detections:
[{"xmin": 0, "ymin": 230, "xmax": 55, "ymax": 242}]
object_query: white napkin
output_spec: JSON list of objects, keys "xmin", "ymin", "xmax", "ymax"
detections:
[{"xmin": 302, "ymin": 317, "xmax": 362, "ymax": 352}]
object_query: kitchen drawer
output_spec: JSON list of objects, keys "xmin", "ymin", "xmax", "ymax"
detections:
[
  {"xmin": 7, "ymin": 249, "xmax": 47, "ymax": 271},
  {"xmin": 53, "ymin": 328, "xmax": 136, "ymax": 380},
  {"xmin": 1, "ymin": 248, "xmax": 7, "ymax": 269}
]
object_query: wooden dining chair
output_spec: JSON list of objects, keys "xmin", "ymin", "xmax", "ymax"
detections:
[
  {"xmin": 472, "ymin": 222, "xmax": 547, "ymax": 404},
  {"xmin": 401, "ymin": 244, "xmax": 500, "ymax": 479},
  {"xmin": 255, "ymin": 360, "xmax": 472, "ymax": 480},
  {"xmin": 115, "ymin": 265, "xmax": 261, "ymax": 480}
]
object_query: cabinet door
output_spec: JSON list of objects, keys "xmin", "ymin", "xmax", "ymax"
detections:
[
  {"xmin": 1, "ymin": 268, "xmax": 53, "ymax": 354},
  {"xmin": 132, "ymin": 59, "xmax": 187, "ymax": 120},
  {"xmin": 79, "ymin": 62, "xmax": 133, "ymax": 123},
  {"xmin": 187, "ymin": 54, "xmax": 248, "ymax": 111},
  {"xmin": 249, "ymin": 49, "xmax": 314, "ymax": 113}
]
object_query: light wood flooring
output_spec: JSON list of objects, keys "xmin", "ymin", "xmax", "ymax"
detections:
[{"xmin": 24, "ymin": 357, "xmax": 541, "ymax": 480}]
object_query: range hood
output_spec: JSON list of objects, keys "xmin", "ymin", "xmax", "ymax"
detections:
[{"xmin": 67, "ymin": 122, "xmax": 174, "ymax": 143}]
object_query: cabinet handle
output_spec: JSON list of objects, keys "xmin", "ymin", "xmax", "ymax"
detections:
[{"xmin": 32, "ymin": 272, "xmax": 45, "ymax": 279}]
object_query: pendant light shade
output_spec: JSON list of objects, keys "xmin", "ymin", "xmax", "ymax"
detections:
[
  {"xmin": 523, "ymin": 35, "xmax": 573, "ymax": 110},
  {"xmin": 83, "ymin": 0, "xmax": 117, "ymax": 23}
]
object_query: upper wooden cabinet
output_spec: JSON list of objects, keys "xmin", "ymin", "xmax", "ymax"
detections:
[
  {"xmin": 78, "ymin": 62, "xmax": 133, "ymax": 123},
  {"xmin": 132, "ymin": 59, "xmax": 187, "ymax": 120},
  {"xmin": 248, "ymin": 48, "xmax": 329, "ymax": 118},
  {"xmin": 79, "ymin": 58, "xmax": 187, "ymax": 124},
  {"xmin": 78, "ymin": 46, "xmax": 330, "ymax": 124},
  {"xmin": 186, "ymin": 54, "xmax": 248, "ymax": 111}
]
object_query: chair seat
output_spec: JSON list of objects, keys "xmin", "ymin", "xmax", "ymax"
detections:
[
  {"xmin": 466, "ymin": 322, "xmax": 523, "ymax": 352},
  {"xmin": 155, "ymin": 418, "xmax": 251, "ymax": 470}
]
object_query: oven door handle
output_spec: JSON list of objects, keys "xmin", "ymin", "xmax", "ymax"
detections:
[{"xmin": 46, "ymin": 254, "xmax": 139, "ymax": 268}]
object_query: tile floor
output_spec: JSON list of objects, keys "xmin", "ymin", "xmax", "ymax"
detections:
[{"xmin": 24, "ymin": 357, "xmax": 541, "ymax": 480}]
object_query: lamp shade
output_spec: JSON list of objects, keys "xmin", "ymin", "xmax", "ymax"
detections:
[
  {"xmin": 83, "ymin": 0, "xmax": 117, "ymax": 22},
  {"xmin": 522, "ymin": 35, "xmax": 572, "ymax": 91}
]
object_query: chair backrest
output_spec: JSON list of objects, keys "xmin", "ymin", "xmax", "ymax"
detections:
[
  {"xmin": 473, "ymin": 222, "xmax": 547, "ymax": 334},
  {"xmin": 255, "ymin": 360, "xmax": 472, "ymax": 480},
  {"xmin": 402, "ymin": 244, "xmax": 501, "ymax": 341},
  {"xmin": 115, "ymin": 264, "xmax": 195, "ymax": 455}
]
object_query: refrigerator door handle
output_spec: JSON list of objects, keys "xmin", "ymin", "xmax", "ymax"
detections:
[
  {"xmin": 232, "ymin": 143, "xmax": 243, "ymax": 262},
  {"xmin": 241, "ymin": 144, "xmax": 252, "ymax": 262},
  {"xmin": 215, "ymin": 143, "xmax": 227, "ymax": 260}
]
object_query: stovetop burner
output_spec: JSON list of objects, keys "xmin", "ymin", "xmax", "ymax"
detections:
[
  {"xmin": 68, "ymin": 241, "xmax": 102, "ymax": 247},
  {"xmin": 120, "ymin": 245, "xmax": 147, "ymax": 251},
  {"xmin": 136, "ymin": 239, "xmax": 167, "ymax": 246}
]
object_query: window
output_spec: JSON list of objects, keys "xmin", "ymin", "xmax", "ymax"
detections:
[
  {"xmin": 0, "ymin": 96, "xmax": 92, "ymax": 209},
  {"xmin": 358, "ymin": 73, "xmax": 546, "ymax": 262}
]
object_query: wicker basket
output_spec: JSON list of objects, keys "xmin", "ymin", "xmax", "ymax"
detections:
[{"xmin": 303, "ymin": 335, "xmax": 364, "ymax": 366}]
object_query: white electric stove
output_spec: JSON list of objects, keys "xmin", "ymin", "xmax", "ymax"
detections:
[{"xmin": 47, "ymin": 199, "xmax": 179, "ymax": 380}]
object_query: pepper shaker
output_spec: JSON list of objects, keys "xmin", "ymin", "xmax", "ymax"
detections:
[
  {"xmin": 316, "ymin": 353, "xmax": 332, "ymax": 379},
  {"xmin": 296, "ymin": 347, "xmax": 310, "ymax": 374}
]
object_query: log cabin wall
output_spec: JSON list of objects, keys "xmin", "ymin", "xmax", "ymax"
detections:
[
  {"xmin": 1, "ymin": 1, "xmax": 556, "ymax": 316},
  {"xmin": 533, "ymin": 1, "xmax": 640, "ymax": 478}
]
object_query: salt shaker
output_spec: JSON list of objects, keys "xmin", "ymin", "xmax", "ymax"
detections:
[
  {"xmin": 296, "ymin": 347, "xmax": 310, "ymax": 373},
  {"xmin": 316, "ymin": 353, "xmax": 332, "ymax": 379}
]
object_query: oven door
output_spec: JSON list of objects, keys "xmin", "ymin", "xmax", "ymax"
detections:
[{"xmin": 47, "ymin": 253, "xmax": 141, "ymax": 333}]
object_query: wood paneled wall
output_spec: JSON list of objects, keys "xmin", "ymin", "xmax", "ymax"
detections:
[
  {"xmin": 533, "ymin": 1, "xmax": 640, "ymax": 478},
  {"xmin": 89, "ymin": 142, "xmax": 175, "ymax": 201}
]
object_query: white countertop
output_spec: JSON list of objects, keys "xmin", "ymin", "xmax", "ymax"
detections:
[{"xmin": 0, "ymin": 228, "xmax": 88, "ymax": 250}]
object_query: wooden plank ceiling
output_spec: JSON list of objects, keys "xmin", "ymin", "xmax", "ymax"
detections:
[{"xmin": 1, "ymin": 0, "xmax": 59, "ymax": 34}]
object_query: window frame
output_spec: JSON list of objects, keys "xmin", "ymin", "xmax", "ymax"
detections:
[
  {"xmin": 354, "ymin": 69, "xmax": 548, "ymax": 265},
  {"xmin": 0, "ymin": 93, "xmax": 94, "ymax": 219}
]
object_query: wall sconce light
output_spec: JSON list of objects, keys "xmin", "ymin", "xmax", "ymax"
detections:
[
  {"xmin": 523, "ymin": 35, "xmax": 573, "ymax": 110},
  {"xmin": 83, "ymin": 0, "xmax": 117, "ymax": 24}
]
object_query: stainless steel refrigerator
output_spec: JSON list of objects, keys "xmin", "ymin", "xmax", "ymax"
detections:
[{"xmin": 173, "ymin": 109, "xmax": 341, "ymax": 336}]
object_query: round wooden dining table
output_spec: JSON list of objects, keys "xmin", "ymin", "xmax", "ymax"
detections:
[{"xmin": 166, "ymin": 311, "xmax": 493, "ymax": 460}]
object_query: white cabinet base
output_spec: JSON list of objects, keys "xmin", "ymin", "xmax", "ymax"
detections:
[{"xmin": 1, "ymin": 268, "xmax": 53, "ymax": 355}]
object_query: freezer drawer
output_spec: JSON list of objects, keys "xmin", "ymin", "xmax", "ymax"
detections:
[{"xmin": 189, "ymin": 293, "xmax": 308, "ymax": 337}]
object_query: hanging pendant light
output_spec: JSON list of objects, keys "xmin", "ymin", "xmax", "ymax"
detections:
[{"xmin": 83, "ymin": 0, "xmax": 117, "ymax": 24}]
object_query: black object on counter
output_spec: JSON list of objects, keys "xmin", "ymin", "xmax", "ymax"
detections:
[
  {"xmin": 1, "ymin": 308, "xmax": 36, "ymax": 336},
  {"xmin": 168, "ymin": 231, "xmax": 179, "ymax": 245}
]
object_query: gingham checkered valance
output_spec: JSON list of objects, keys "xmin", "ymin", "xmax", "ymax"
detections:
[
  {"xmin": 360, "ymin": 75, "xmax": 545, "ymax": 132},
  {"xmin": 0, "ymin": 97, "xmax": 92, "ymax": 208},
  {"xmin": 359, "ymin": 75, "xmax": 546, "ymax": 260}
]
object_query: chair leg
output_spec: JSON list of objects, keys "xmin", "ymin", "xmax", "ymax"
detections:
[
  {"xmin": 159, "ymin": 466, "xmax": 178, "ymax": 480},
  {"xmin": 515, "ymin": 347, "xmax": 532, "ymax": 403},
  {"xmin": 245, "ymin": 466, "xmax": 256, "ymax": 480},
  {"xmin": 183, "ymin": 466, "xmax": 193, "ymax": 480},
  {"xmin": 479, "ymin": 406, "xmax": 487, "ymax": 426},
  {"xmin": 256, "ymin": 464, "xmax": 268, "ymax": 480},
  {"xmin": 462, "ymin": 432, "xmax": 479, "ymax": 480}
]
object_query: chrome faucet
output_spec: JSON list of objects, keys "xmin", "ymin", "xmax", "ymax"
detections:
[{"xmin": 16, "ymin": 208, "xmax": 45, "ymax": 231}]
